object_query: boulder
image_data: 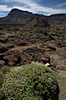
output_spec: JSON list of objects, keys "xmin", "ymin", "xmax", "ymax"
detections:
[
  {"xmin": 3, "ymin": 50, "xmax": 21, "ymax": 66},
  {"xmin": 0, "ymin": 35, "xmax": 8, "ymax": 43},
  {"xmin": 41, "ymin": 56, "xmax": 50, "ymax": 64},
  {"xmin": 17, "ymin": 40, "xmax": 29, "ymax": 46},
  {"xmin": 0, "ymin": 60, "xmax": 5, "ymax": 66},
  {"xmin": 6, "ymin": 43, "xmax": 15, "ymax": 49}
]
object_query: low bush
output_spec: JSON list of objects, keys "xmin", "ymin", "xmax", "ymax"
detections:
[
  {"xmin": 1, "ymin": 66, "xmax": 10, "ymax": 74},
  {"xmin": 0, "ymin": 44, "xmax": 8, "ymax": 52},
  {"xmin": 0, "ymin": 67, "xmax": 10, "ymax": 100},
  {"xmin": 0, "ymin": 88, "xmax": 6, "ymax": 100},
  {"xmin": 2, "ymin": 63, "xmax": 59, "ymax": 100},
  {"xmin": 0, "ymin": 70, "xmax": 4, "ymax": 86}
]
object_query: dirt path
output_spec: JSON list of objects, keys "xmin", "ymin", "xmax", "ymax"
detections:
[
  {"xmin": 50, "ymin": 47, "xmax": 66, "ymax": 100},
  {"xmin": 56, "ymin": 70, "xmax": 66, "ymax": 100}
]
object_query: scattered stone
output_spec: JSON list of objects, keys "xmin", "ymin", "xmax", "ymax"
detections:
[
  {"xmin": 17, "ymin": 40, "xmax": 28, "ymax": 46},
  {"xmin": 0, "ymin": 60, "xmax": 5, "ymax": 66},
  {"xmin": 41, "ymin": 56, "xmax": 50, "ymax": 64},
  {"xmin": 0, "ymin": 35, "xmax": 8, "ymax": 43},
  {"xmin": 44, "ymin": 63, "xmax": 50, "ymax": 67},
  {"xmin": 6, "ymin": 44, "xmax": 15, "ymax": 49},
  {"xmin": 3, "ymin": 50, "xmax": 21, "ymax": 66}
]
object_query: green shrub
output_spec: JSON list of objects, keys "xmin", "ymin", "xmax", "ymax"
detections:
[
  {"xmin": 0, "ymin": 70, "xmax": 4, "ymax": 86},
  {"xmin": 0, "ymin": 67, "xmax": 10, "ymax": 100},
  {"xmin": 0, "ymin": 44, "xmax": 8, "ymax": 52},
  {"xmin": 2, "ymin": 63, "xmax": 59, "ymax": 100},
  {"xmin": 1, "ymin": 66, "xmax": 10, "ymax": 74},
  {"xmin": 0, "ymin": 88, "xmax": 6, "ymax": 100}
]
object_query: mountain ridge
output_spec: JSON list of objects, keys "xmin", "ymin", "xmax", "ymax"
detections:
[{"xmin": 0, "ymin": 8, "xmax": 66, "ymax": 27}]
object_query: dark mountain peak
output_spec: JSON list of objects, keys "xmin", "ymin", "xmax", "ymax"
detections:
[
  {"xmin": 0, "ymin": 8, "xmax": 66, "ymax": 26},
  {"xmin": 10, "ymin": 8, "xmax": 20, "ymax": 12},
  {"xmin": 10, "ymin": 8, "xmax": 21, "ymax": 14},
  {"xmin": 11, "ymin": 8, "xmax": 32, "ymax": 14},
  {"xmin": 8, "ymin": 8, "xmax": 33, "ymax": 16},
  {"xmin": 6, "ymin": 8, "xmax": 34, "ymax": 23}
]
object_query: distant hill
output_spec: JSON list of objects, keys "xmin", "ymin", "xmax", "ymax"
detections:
[
  {"xmin": 0, "ymin": 9, "xmax": 66, "ymax": 69},
  {"xmin": 0, "ymin": 8, "xmax": 66, "ymax": 26},
  {"xmin": 48, "ymin": 14, "xmax": 66, "ymax": 26},
  {"xmin": 0, "ymin": 8, "xmax": 66, "ymax": 33},
  {"xmin": 0, "ymin": 8, "xmax": 50, "ymax": 27}
]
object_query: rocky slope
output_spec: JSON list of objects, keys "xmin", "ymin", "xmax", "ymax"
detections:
[
  {"xmin": 0, "ymin": 8, "xmax": 66, "ymax": 100},
  {"xmin": 0, "ymin": 8, "xmax": 49, "ymax": 27},
  {"xmin": 0, "ymin": 8, "xmax": 66, "ymax": 67},
  {"xmin": 0, "ymin": 8, "xmax": 66, "ymax": 27},
  {"xmin": 0, "ymin": 33, "xmax": 66, "ymax": 70}
]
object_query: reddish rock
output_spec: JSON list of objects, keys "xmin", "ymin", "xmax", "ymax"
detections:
[
  {"xmin": 3, "ymin": 47, "xmax": 46, "ymax": 66},
  {"xmin": 0, "ymin": 60, "xmax": 5, "ymax": 66},
  {"xmin": 41, "ymin": 56, "xmax": 50, "ymax": 64}
]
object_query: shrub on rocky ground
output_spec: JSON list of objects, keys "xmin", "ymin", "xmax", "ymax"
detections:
[
  {"xmin": 1, "ymin": 66, "xmax": 10, "ymax": 74},
  {"xmin": 0, "ymin": 44, "xmax": 8, "ymax": 52},
  {"xmin": 2, "ymin": 63, "xmax": 59, "ymax": 100},
  {"xmin": 0, "ymin": 70, "xmax": 4, "ymax": 86},
  {"xmin": 0, "ymin": 66, "xmax": 11, "ymax": 100}
]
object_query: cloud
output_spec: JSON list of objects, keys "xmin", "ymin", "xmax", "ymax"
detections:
[
  {"xmin": 0, "ymin": 5, "xmax": 12, "ymax": 12},
  {"xmin": 0, "ymin": 0, "xmax": 66, "ymax": 17},
  {"xmin": 0, "ymin": 5, "xmax": 12, "ymax": 16},
  {"xmin": 8, "ymin": 0, "xmax": 66, "ymax": 14},
  {"xmin": 55, "ymin": 2, "xmax": 66, "ymax": 8},
  {"xmin": 0, "ymin": 12, "xmax": 7, "ymax": 17}
]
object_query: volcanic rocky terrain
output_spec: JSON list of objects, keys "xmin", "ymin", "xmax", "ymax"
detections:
[{"xmin": 0, "ymin": 8, "xmax": 66, "ymax": 100}]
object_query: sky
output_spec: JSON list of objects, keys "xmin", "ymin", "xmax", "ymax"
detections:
[{"xmin": 0, "ymin": 0, "xmax": 66, "ymax": 17}]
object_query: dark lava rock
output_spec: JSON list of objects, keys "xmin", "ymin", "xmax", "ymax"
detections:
[
  {"xmin": 17, "ymin": 40, "xmax": 29, "ymax": 46},
  {"xmin": 57, "ymin": 42, "xmax": 66, "ymax": 47},
  {"xmin": 0, "ymin": 35, "xmax": 8, "ymax": 43},
  {"xmin": 47, "ymin": 46, "xmax": 56, "ymax": 51},
  {"xmin": 23, "ymin": 47, "xmax": 44, "ymax": 61},
  {"xmin": 2, "ymin": 47, "xmax": 50, "ymax": 66},
  {"xmin": 0, "ymin": 53, "xmax": 4, "ymax": 59},
  {"xmin": 3, "ymin": 50, "xmax": 21, "ymax": 66},
  {"xmin": 6, "ymin": 44, "xmax": 15, "ymax": 49},
  {"xmin": 41, "ymin": 56, "xmax": 50, "ymax": 64},
  {"xmin": 20, "ymin": 52, "xmax": 32, "ymax": 65}
]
